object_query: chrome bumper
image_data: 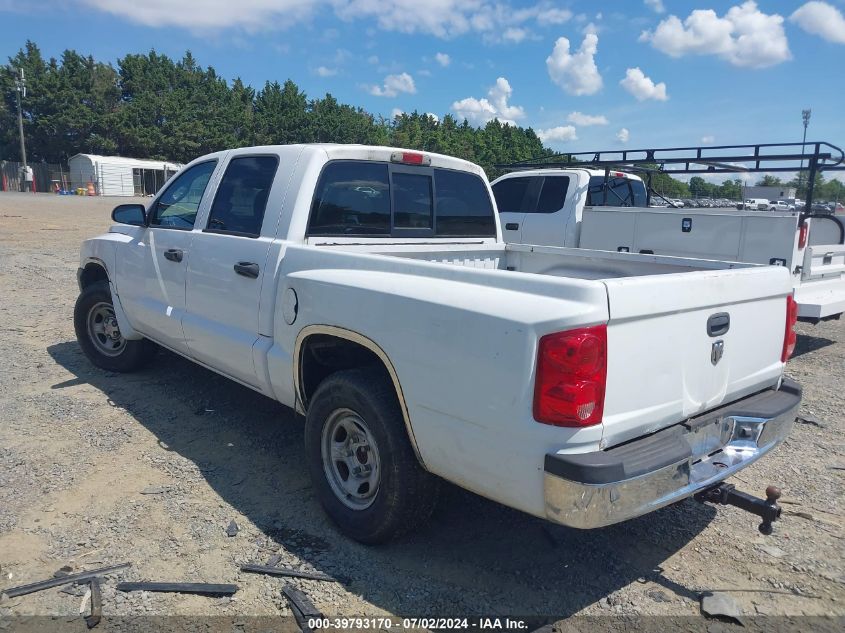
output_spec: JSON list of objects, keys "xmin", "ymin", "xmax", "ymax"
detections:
[{"xmin": 544, "ymin": 379, "xmax": 801, "ymax": 529}]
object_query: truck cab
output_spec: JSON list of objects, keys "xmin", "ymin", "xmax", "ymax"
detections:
[{"xmin": 495, "ymin": 168, "xmax": 647, "ymax": 247}]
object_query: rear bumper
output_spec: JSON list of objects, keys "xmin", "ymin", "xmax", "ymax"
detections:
[{"xmin": 543, "ymin": 378, "xmax": 801, "ymax": 529}]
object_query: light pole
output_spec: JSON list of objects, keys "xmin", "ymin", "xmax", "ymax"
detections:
[
  {"xmin": 798, "ymin": 109, "xmax": 811, "ymax": 197},
  {"xmin": 13, "ymin": 67, "xmax": 28, "ymax": 190}
]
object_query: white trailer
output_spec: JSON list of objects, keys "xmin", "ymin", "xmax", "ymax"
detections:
[{"xmin": 69, "ymin": 154, "xmax": 182, "ymax": 196}]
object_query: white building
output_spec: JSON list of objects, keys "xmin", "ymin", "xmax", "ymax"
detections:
[{"xmin": 69, "ymin": 154, "xmax": 183, "ymax": 196}]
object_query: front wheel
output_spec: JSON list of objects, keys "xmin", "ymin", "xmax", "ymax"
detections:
[
  {"xmin": 73, "ymin": 281, "xmax": 156, "ymax": 372},
  {"xmin": 304, "ymin": 368, "xmax": 439, "ymax": 544}
]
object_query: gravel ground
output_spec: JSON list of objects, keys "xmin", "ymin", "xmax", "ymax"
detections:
[{"xmin": 0, "ymin": 193, "xmax": 843, "ymax": 628}]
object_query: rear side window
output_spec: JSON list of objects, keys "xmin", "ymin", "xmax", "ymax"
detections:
[
  {"xmin": 207, "ymin": 156, "xmax": 279, "ymax": 237},
  {"xmin": 536, "ymin": 176, "xmax": 570, "ymax": 213},
  {"xmin": 309, "ymin": 162, "xmax": 391, "ymax": 235},
  {"xmin": 492, "ymin": 177, "xmax": 531, "ymax": 213},
  {"xmin": 308, "ymin": 161, "xmax": 495, "ymax": 237}
]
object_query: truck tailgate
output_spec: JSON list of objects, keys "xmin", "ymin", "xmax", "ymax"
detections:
[{"xmin": 599, "ymin": 265, "xmax": 790, "ymax": 447}]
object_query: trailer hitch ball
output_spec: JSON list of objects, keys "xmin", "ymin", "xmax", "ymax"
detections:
[{"xmin": 695, "ymin": 483, "xmax": 782, "ymax": 535}]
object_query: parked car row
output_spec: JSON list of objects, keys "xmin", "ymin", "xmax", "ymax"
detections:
[{"xmin": 665, "ymin": 198, "xmax": 739, "ymax": 209}]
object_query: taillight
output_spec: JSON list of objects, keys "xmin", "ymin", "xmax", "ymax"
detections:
[
  {"xmin": 534, "ymin": 325, "xmax": 607, "ymax": 427},
  {"xmin": 782, "ymin": 295, "xmax": 798, "ymax": 362},
  {"xmin": 798, "ymin": 223, "xmax": 808, "ymax": 249}
]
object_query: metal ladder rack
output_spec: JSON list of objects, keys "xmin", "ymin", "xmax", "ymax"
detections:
[{"xmin": 496, "ymin": 141, "xmax": 844, "ymax": 212}]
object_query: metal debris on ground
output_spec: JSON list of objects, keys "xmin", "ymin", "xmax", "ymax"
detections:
[
  {"xmin": 116, "ymin": 582, "xmax": 238, "ymax": 596},
  {"xmin": 2, "ymin": 563, "xmax": 131, "ymax": 599},
  {"xmin": 226, "ymin": 520, "xmax": 239, "ymax": 537},
  {"xmin": 796, "ymin": 414, "xmax": 827, "ymax": 428},
  {"xmin": 140, "ymin": 486, "xmax": 170, "ymax": 495},
  {"xmin": 85, "ymin": 578, "xmax": 102, "ymax": 629},
  {"xmin": 241, "ymin": 564, "xmax": 339, "ymax": 583},
  {"xmin": 283, "ymin": 584, "xmax": 323, "ymax": 633}
]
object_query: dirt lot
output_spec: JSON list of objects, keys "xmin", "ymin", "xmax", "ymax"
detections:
[{"xmin": 0, "ymin": 192, "xmax": 843, "ymax": 627}]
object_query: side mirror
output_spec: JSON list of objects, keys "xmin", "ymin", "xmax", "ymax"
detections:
[{"xmin": 111, "ymin": 204, "xmax": 146, "ymax": 226}]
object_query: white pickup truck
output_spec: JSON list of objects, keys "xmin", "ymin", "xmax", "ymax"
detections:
[
  {"xmin": 492, "ymin": 168, "xmax": 845, "ymax": 322},
  {"xmin": 75, "ymin": 145, "xmax": 800, "ymax": 543}
]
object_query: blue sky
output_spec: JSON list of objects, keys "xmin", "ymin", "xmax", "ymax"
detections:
[{"xmin": 2, "ymin": 0, "xmax": 844, "ymax": 175}]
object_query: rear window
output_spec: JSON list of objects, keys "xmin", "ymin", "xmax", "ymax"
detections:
[
  {"xmin": 586, "ymin": 176, "xmax": 647, "ymax": 207},
  {"xmin": 308, "ymin": 161, "xmax": 495, "ymax": 237},
  {"xmin": 434, "ymin": 168, "xmax": 496, "ymax": 236}
]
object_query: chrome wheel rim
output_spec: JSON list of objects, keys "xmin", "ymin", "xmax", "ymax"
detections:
[
  {"xmin": 87, "ymin": 301, "xmax": 126, "ymax": 357},
  {"xmin": 321, "ymin": 408, "xmax": 381, "ymax": 510}
]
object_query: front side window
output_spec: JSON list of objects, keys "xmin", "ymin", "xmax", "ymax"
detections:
[
  {"xmin": 206, "ymin": 156, "xmax": 279, "ymax": 237},
  {"xmin": 148, "ymin": 161, "xmax": 216, "ymax": 229}
]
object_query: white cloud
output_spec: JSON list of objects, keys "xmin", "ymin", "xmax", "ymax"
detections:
[
  {"xmin": 640, "ymin": 1, "xmax": 791, "ymax": 68},
  {"xmin": 315, "ymin": 66, "xmax": 337, "ymax": 77},
  {"xmin": 425, "ymin": 112, "xmax": 440, "ymax": 122},
  {"xmin": 418, "ymin": 69, "xmax": 432, "ymax": 76},
  {"xmin": 367, "ymin": 55, "xmax": 379, "ymax": 64},
  {"xmin": 567, "ymin": 111, "xmax": 608, "ymax": 126},
  {"xmin": 502, "ymin": 27, "xmax": 529, "ymax": 43},
  {"xmin": 76, "ymin": 1, "xmax": 573, "ymax": 38},
  {"xmin": 434, "ymin": 52, "xmax": 451, "ymax": 66},
  {"xmin": 451, "ymin": 77, "xmax": 525, "ymax": 126},
  {"xmin": 644, "ymin": 0, "xmax": 665, "ymax": 14},
  {"xmin": 790, "ymin": 2, "xmax": 845, "ymax": 44},
  {"xmin": 536, "ymin": 125, "xmax": 578, "ymax": 144},
  {"xmin": 368, "ymin": 72, "xmax": 416, "ymax": 97},
  {"xmin": 546, "ymin": 33, "xmax": 603, "ymax": 96},
  {"xmin": 616, "ymin": 128, "xmax": 630, "ymax": 143},
  {"xmin": 81, "ymin": 0, "xmax": 319, "ymax": 30},
  {"xmin": 537, "ymin": 8, "xmax": 572, "ymax": 25},
  {"xmin": 391, "ymin": 108, "xmax": 403, "ymax": 118},
  {"xmin": 619, "ymin": 67, "xmax": 668, "ymax": 101},
  {"xmin": 702, "ymin": 135, "xmax": 715, "ymax": 144}
]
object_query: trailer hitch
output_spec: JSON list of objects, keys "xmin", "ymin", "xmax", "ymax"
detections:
[{"xmin": 695, "ymin": 484, "xmax": 782, "ymax": 535}]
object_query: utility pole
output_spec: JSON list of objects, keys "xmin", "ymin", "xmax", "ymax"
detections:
[
  {"xmin": 13, "ymin": 67, "xmax": 28, "ymax": 190},
  {"xmin": 798, "ymin": 109, "xmax": 811, "ymax": 198}
]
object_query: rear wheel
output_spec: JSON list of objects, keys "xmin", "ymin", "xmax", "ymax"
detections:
[
  {"xmin": 74, "ymin": 281, "xmax": 156, "ymax": 372},
  {"xmin": 304, "ymin": 368, "xmax": 439, "ymax": 544}
]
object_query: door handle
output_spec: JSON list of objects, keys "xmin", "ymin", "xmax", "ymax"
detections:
[
  {"xmin": 163, "ymin": 248, "xmax": 183, "ymax": 262},
  {"xmin": 505, "ymin": 223, "xmax": 520, "ymax": 230},
  {"xmin": 234, "ymin": 262, "xmax": 260, "ymax": 279}
]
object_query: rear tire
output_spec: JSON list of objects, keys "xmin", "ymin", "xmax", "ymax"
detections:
[
  {"xmin": 304, "ymin": 367, "xmax": 439, "ymax": 544},
  {"xmin": 74, "ymin": 281, "xmax": 157, "ymax": 372}
]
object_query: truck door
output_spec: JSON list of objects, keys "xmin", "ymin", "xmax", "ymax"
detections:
[
  {"xmin": 116, "ymin": 160, "xmax": 219, "ymax": 356},
  {"xmin": 519, "ymin": 175, "xmax": 573, "ymax": 246},
  {"xmin": 182, "ymin": 154, "xmax": 281, "ymax": 388},
  {"xmin": 492, "ymin": 175, "xmax": 536, "ymax": 242}
]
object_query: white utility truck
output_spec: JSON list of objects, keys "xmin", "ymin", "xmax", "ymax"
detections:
[
  {"xmin": 76, "ymin": 144, "xmax": 800, "ymax": 543},
  {"xmin": 493, "ymin": 142, "xmax": 845, "ymax": 323}
]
